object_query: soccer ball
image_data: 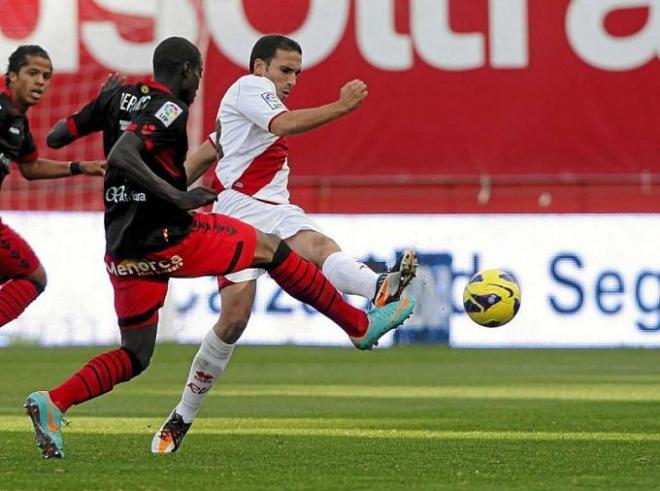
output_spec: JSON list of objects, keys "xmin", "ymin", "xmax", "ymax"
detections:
[{"xmin": 463, "ymin": 269, "xmax": 521, "ymax": 327}]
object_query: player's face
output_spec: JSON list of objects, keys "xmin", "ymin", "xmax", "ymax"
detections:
[
  {"xmin": 261, "ymin": 49, "xmax": 302, "ymax": 101},
  {"xmin": 8, "ymin": 56, "xmax": 52, "ymax": 110},
  {"xmin": 180, "ymin": 58, "xmax": 203, "ymax": 105}
]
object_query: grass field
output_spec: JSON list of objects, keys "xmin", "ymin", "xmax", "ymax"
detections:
[{"xmin": 1, "ymin": 344, "xmax": 660, "ymax": 490}]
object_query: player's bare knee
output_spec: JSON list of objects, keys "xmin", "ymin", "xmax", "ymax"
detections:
[
  {"xmin": 253, "ymin": 230, "xmax": 282, "ymax": 265},
  {"xmin": 262, "ymin": 230, "xmax": 281, "ymax": 255},
  {"xmin": 314, "ymin": 237, "xmax": 341, "ymax": 265},
  {"xmin": 312, "ymin": 234, "xmax": 338, "ymax": 252},
  {"xmin": 27, "ymin": 264, "xmax": 47, "ymax": 292}
]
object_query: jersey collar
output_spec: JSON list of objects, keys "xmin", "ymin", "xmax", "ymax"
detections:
[
  {"xmin": 143, "ymin": 79, "xmax": 174, "ymax": 95},
  {"xmin": 1, "ymin": 86, "xmax": 15, "ymax": 102},
  {"xmin": 0, "ymin": 86, "xmax": 20, "ymax": 111}
]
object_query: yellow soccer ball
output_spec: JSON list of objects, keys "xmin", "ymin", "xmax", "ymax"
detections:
[{"xmin": 463, "ymin": 269, "xmax": 521, "ymax": 327}]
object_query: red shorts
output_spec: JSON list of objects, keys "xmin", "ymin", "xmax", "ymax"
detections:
[
  {"xmin": 105, "ymin": 213, "xmax": 257, "ymax": 331},
  {"xmin": 0, "ymin": 218, "xmax": 41, "ymax": 283}
]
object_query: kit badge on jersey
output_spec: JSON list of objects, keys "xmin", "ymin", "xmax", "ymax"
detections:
[
  {"xmin": 155, "ymin": 101, "xmax": 183, "ymax": 127},
  {"xmin": 261, "ymin": 92, "xmax": 284, "ymax": 110}
]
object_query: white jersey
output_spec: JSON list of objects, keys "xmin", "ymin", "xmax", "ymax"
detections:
[{"xmin": 210, "ymin": 75, "xmax": 290, "ymax": 204}]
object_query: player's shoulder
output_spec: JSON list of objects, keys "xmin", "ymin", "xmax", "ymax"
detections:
[
  {"xmin": 230, "ymin": 75, "xmax": 284, "ymax": 113},
  {"xmin": 235, "ymin": 74, "xmax": 276, "ymax": 93},
  {"xmin": 144, "ymin": 91, "xmax": 188, "ymax": 129},
  {"xmin": 0, "ymin": 90, "xmax": 17, "ymax": 117}
]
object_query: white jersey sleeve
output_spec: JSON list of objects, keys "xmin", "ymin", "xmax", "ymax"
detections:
[
  {"xmin": 207, "ymin": 75, "xmax": 292, "ymax": 204},
  {"xmin": 234, "ymin": 75, "xmax": 288, "ymax": 131}
]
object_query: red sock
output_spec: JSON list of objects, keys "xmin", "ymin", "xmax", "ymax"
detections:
[
  {"xmin": 268, "ymin": 249, "xmax": 368, "ymax": 337},
  {"xmin": 0, "ymin": 278, "xmax": 42, "ymax": 327},
  {"xmin": 49, "ymin": 348, "xmax": 134, "ymax": 412}
]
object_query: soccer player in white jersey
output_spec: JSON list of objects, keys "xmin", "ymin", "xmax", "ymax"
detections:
[{"xmin": 152, "ymin": 34, "xmax": 417, "ymax": 453}]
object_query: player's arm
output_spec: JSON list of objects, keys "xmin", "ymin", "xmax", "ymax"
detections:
[
  {"xmin": 185, "ymin": 120, "xmax": 223, "ymax": 186},
  {"xmin": 47, "ymin": 73, "xmax": 126, "ymax": 148},
  {"xmin": 16, "ymin": 121, "xmax": 105, "ymax": 179},
  {"xmin": 108, "ymin": 132, "xmax": 217, "ymax": 210},
  {"xmin": 184, "ymin": 140, "xmax": 217, "ymax": 186},
  {"xmin": 269, "ymin": 80, "xmax": 368, "ymax": 136},
  {"xmin": 17, "ymin": 158, "xmax": 106, "ymax": 180},
  {"xmin": 46, "ymin": 120, "xmax": 78, "ymax": 149}
]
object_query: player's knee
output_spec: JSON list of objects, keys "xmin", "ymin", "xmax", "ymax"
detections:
[
  {"xmin": 121, "ymin": 344, "xmax": 154, "ymax": 375},
  {"xmin": 136, "ymin": 353, "xmax": 152, "ymax": 373},
  {"xmin": 253, "ymin": 231, "xmax": 283, "ymax": 266},
  {"xmin": 27, "ymin": 265, "xmax": 47, "ymax": 292},
  {"xmin": 259, "ymin": 238, "xmax": 291, "ymax": 271},
  {"xmin": 120, "ymin": 347, "xmax": 149, "ymax": 376},
  {"xmin": 120, "ymin": 326, "xmax": 157, "ymax": 375},
  {"xmin": 311, "ymin": 237, "xmax": 341, "ymax": 266}
]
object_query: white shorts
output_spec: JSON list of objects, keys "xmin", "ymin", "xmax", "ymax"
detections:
[{"xmin": 213, "ymin": 189, "xmax": 323, "ymax": 284}]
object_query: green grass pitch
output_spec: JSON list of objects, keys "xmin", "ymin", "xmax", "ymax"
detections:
[{"xmin": 1, "ymin": 344, "xmax": 659, "ymax": 490}]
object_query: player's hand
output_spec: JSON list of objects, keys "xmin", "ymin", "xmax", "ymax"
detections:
[
  {"xmin": 101, "ymin": 73, "xmax": 126, "ymax": 93},
  {"xmin": 80, "ymin": 160, "xmax": 107, "ymax": 176},
  {"xmin": 338, "ymin": 80, "xmax": 368, "ymax": 113},
  {"xmin": 175, "ymin": 186, "xmax": 218, "ymax": 210}
]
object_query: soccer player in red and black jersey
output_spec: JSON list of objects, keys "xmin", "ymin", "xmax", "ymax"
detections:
[
  {"xmin": 24, "ymin": 37, "xmax": 414, "ymax": 459},
  {"xmin": 0, "ymin": 45, "xmax": 105, "ymax": 328}
]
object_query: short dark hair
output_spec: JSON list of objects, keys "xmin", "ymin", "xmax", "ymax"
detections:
[
  {"xmin": 5, "ymin": 45, "xmax": 51, "ymax": 86},
  {"xmin": 153, "ymin": 37, "xmax": 201, "ymax": 78},
  {"xmin": 249, "ymin": 35, "xmax": 302, "ymax": 73}
]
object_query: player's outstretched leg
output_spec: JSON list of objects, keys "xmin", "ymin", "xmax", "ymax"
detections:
[
  {"xmin": 24, "ymin": 391, "xmax": 65, "ymax": 459},
  {"xmin": 373, "ymin": 249, "xmax": 418, "ymax": 308},
  {"xmin": 351, "ymin": 297, "xmax": 416, "ymax": 350},
  {"xmin": 265, "ymin": 241, "xmax": 415, "ymax": 346}
]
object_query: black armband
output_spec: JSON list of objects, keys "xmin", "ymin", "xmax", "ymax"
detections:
[{"xmin": 69, "ymin": 161, "xmax": 82, "ymax": 175}]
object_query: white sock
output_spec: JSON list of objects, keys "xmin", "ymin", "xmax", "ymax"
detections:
[
  {"xmin": 175, "ymin": 329, "xmax": 235, "ymax": 423},
  {"xmin": 322, "ymin": 251, "xmax": 379, "ymax": 299}
]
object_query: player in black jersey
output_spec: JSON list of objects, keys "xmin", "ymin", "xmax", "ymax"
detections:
[
  {"xmin": 25, "ymin": 37, "xmax": 413, "ymax": 459},
  {"xmin": 0, "ymin": 45, "xmax": 105, "ymax": 328},
  {"xmin": 47, "ymin": 72, "xmax": 201, "ymax": 258}
]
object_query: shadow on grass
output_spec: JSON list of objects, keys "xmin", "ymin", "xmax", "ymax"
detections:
[{"xmin": 2, "ymin": 432, "xmax": 659, "ymax": 491}]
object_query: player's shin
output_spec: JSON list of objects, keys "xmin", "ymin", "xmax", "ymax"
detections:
[
  {"xmin": 49, "ymin": 347, "xmax": 137, "ymax": 412},
  {"xmin": 266, "ymin": 242, "xmax": 368, "ymax": 337},
  {"xmin": 0, "ymin": 278, "xmax": 43, "ymax": 327},
  {"xmin": 175, "ymin": 329, "xmax": 235, "ymax": 423}
]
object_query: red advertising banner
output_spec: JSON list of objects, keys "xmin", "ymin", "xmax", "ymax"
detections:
[{"xmin": 0, "ymin": 1, "xmax": 658, "ymax": 212}]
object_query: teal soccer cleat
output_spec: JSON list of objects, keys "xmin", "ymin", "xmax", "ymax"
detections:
[
  {"xmin": 25, "ymin": 391, "xmax": 65, "ymax": 459},
  {"xmin": 351, "ymin": 297, "xmax": 416, "ymax": 350}
]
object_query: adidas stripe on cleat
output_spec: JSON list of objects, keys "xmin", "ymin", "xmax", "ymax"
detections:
[{"xmin": 373, "ymin": 249, "xmax": 418, "ymax": 308}]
